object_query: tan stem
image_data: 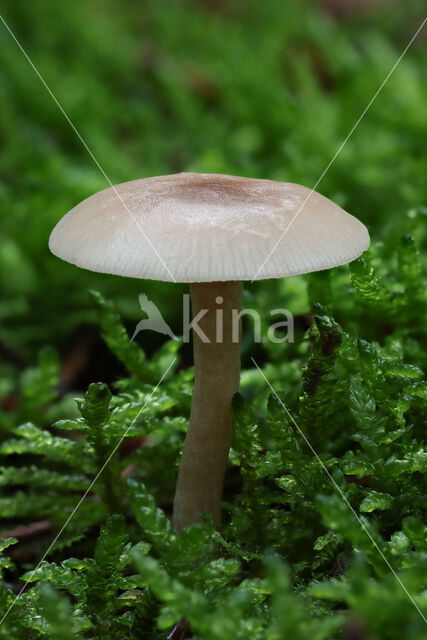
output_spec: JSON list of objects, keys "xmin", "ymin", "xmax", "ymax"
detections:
[{"xmin": 173, "ymin": 281, "xmax": 243, "ymax": 531}]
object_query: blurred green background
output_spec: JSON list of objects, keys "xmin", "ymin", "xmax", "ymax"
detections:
[{"xmin": 0, "ymin": 0, "xmax": 426, "ymax": 382}]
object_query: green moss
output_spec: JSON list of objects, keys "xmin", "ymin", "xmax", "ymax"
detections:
[
  {"xmin": 0, "ymin": 1, "xmax": 426, "ymax": 637},
  {"xmin": 1, "ymin": 216, "xmax": 426, "ymax": 637}
]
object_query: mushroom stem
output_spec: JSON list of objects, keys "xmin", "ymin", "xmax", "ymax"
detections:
[{"xmin": 173, "ymin": 281, "xmax": 243, "ymax": 531}]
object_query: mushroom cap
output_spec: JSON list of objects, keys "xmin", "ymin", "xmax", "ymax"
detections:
[{"xmin": 49, "ymin": 172, "xmax": 369, "ymax": 283}]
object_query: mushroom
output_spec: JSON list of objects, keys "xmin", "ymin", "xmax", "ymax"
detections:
[{"xmin": 49, "ymin": 172, "xmax": 369, "ymax": 530}]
